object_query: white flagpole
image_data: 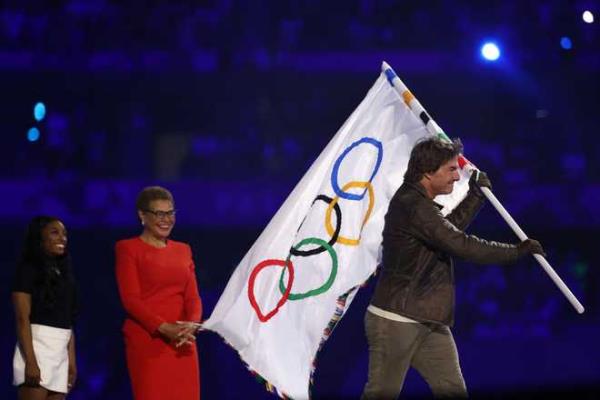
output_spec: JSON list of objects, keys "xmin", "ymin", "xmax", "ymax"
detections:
[{"xmin": 381, "ymin": 61, "xmax": 584, "ymax": 314}]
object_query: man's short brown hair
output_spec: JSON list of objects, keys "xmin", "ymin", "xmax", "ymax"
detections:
[{"xmin": 404, "ymin": 136, "xmax": 463, "ymax": 183}]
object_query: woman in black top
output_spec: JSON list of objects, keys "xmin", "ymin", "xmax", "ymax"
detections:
[{"xmin": 12, "ymin": 216, "xmax": 78, "ymax": 399}]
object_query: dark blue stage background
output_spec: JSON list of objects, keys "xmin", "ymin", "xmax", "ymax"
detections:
[{"xmin": 1, "ymin": 1, "xmax": 599, "ymax": 399}]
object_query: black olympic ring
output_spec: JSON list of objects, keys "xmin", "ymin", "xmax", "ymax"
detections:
[{"xmin": 290, "ymin": 194, "xmax": 342, "ymax": 257}]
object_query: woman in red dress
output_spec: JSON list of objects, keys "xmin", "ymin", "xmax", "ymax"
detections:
[{"xmin": 115, "ymin": 186, "xmax": 202, "ymax": 400}]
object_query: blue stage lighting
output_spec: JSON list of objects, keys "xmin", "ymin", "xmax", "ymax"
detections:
[
  {"xmin": 33, "ymin": 102, "xmax": 46, "ymax": 122},
  {"xmin": 560, "ymin": 36, "xmax": 573, "ymax": 50},
  {"xmin": 582, "ymin": 11, "xmax": 594, "ymax": 23},
  {"xmin": 27, "ymin": 127, "xmax": 40, "ymax": 142},
  {"xmin": 481, "ymin": 42, "xmax": 501, "ymax": 61}
]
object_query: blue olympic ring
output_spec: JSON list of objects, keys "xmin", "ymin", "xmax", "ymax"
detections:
[{"xmin": 331, "ymin": 137, "xmax": 383, "ymax": 201}]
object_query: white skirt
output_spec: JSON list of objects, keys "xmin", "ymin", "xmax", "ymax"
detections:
[{"xmin": 13, "ymin": 323, "xmax": 72, "ymax": 393}]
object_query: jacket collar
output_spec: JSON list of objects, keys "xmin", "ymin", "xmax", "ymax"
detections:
[{"xmin": 405, "ymin": 181, "xmax": 444, "ymax": 210}]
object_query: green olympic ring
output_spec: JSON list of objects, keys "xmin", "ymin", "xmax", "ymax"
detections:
[{"xmin": 278, "ymin": 237, "xmax": 338, "ymax": 300}]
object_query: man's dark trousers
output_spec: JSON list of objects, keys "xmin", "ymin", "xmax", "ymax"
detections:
[{"xmin": 361, "ymin": 312, "xmax": 468, "ymax": 399}]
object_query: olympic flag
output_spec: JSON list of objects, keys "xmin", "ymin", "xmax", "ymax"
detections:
[{"xmin": 203, "ymin": 63, "xmax": 471, "ymax": 399}]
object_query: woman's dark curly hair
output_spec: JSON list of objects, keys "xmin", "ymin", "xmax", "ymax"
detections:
[
  {"xmin": 136, "ymin": 186, "xmax": 174, "ymax": 212},
  {"xmin": 18, "ymin": 216, "xmax": 72, "ymax": 308},
  {"xmin": 404, "ymin": 136, "xmax": 463, "ymax": 183}
]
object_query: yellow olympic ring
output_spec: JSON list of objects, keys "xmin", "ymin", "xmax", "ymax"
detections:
[{"xmin": 325, "ymin": 181, "xmax": 374, "ymax": 246}]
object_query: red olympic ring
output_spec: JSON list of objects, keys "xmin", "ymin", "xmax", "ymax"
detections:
[{"xmin": 248, "ymin": 259, "xmax": 295, "ymax": 322}]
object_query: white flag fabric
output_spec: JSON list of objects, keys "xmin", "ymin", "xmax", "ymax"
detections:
[{"xmin": 203, "ymin": 67, "xmax": 470, "ymax": 399}]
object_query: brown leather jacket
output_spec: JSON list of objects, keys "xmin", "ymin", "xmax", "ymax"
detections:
[{"xmin": 370, "ymin": 181, "xmax": 520, "ymax": 326}]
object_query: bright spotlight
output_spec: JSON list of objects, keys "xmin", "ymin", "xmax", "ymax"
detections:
[
  {"xmin": 33, "ymin": 102, "xmax": 46, "ymax": 122},
  {"xmin": 481, "ymin": 42, "xmax": 501, "ymax": 61},
  {"xmin": 582, "ymin": 11, "xmax": 594, "ymax": 23},
  {"xmin": 560, "ymin": 36, "xmax": 572, "ymax": 50},
  {"xmin": 27, "ymin": 127, "xmax": 40, "ymax": 142}
]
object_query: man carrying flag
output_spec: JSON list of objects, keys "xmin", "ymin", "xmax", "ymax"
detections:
[
  {"xmin": 362, "ymin": 136, "xmax": 545, "ymax": 399},
  {"xmin": 203, "ymin": 62, "xmax": 568, "ymax": 399}
]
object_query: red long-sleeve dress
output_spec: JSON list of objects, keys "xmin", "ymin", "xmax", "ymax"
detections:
[{"xmin": 115, "ymin": 237, "xmax": 202, "ymax": 400}]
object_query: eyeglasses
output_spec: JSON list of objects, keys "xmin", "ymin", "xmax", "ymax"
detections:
[{"xmin": 143, "ymin": 209, "xmax": 177, "ymax": 219}]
